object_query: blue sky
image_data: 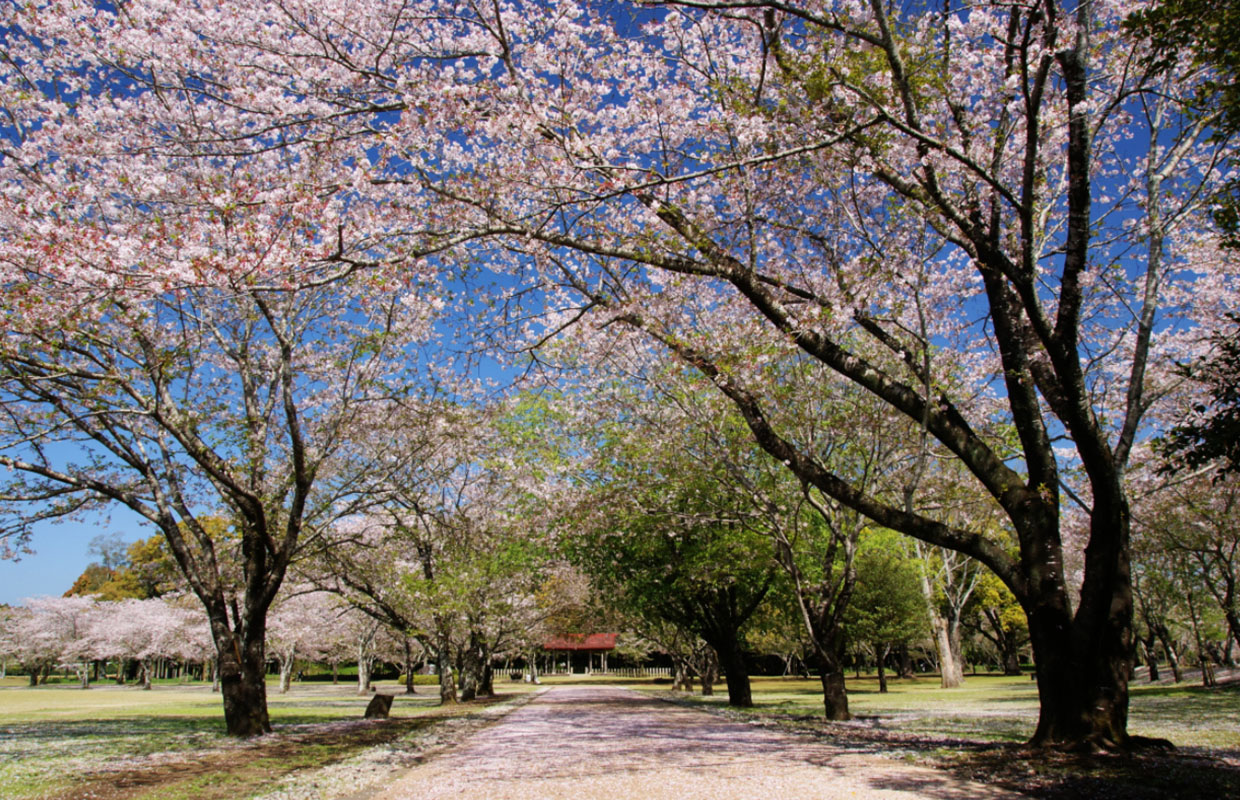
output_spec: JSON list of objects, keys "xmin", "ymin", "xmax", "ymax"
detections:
[{"xmin": 0, "ymin": 517, "xmax": 145, "ymax": 605}]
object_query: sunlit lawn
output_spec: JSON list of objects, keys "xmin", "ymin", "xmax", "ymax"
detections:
[
  {"xmin": 2, "ymin": 671, "xmax": 1237, "ymax": 799},
  {"xmin": 0, "ymin": 677, "xmax": 538, "ymax": 800},
  {"xmin": 627, "ymin": 672, "xmax": 1240, "ymax": 751}
]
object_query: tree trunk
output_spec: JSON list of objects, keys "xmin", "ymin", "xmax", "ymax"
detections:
[
  {"xmin": 1000, "ymin": 627, "xmax": 1023, "ymax": 676},
  {"xmin": 436, "ymin": 630, "xmax": 457, "ymax": 705},
  {"xmin": 215, "ymin": 630, "xmax": 271, "ymax": 737},
  {"xmin": 896, "ymin": 643, "xmax": 915, "ymax": 680},
  {"xmin": 818, "ymin": 668, "xmax": 850, "ymax": 721},
  {"xmin": 1024, "ymin": 581, "xmax": 1132, "ymax": 750},
  {"xmin": 876, "ymin": 644, "xmax": 890, "ymax": 693},
  {"xmin": 403, "ymin": 638, "xmax": 417, "ymax": 694},
  {"xmin": 708, "ymin": 631, "xmax": 752, "ymax": 708},
  {"xmin": 357, "ymin": 653, "xmax": 372, "ymax": 696},
  {"xmin": 672, "ymin": 658, "xmax": 693, "ymax": 692},
  {"xmin": 1142, "ymin": 636, "xmax": 1160, "ymax": 682},
  {"xmin": 480, "ymin": 660, "xmax": 494, "ymax": 698},
  {"xmin": 919, "ymin": 569, "xmax": 964, "ymax": 688},
  {"xmin": 278, "ymin": 656, "xmax": 293, "ymax": 694},
  {"xmin": 458, "ymin": 646, "xmax": 478, "ymax": 702},
  {"xmin": 699, "ymin": 650, "xmax": 718, "ymax": 697}
]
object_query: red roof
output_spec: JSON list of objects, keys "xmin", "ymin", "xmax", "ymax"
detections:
[{"xmin": 541, "ymin": 633, "xmax": 618, "ymax": 651}]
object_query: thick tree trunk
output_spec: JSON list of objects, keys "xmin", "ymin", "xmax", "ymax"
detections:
[
  {"xmin": 818, "ymin": 668, "xmax": 850, "ymax": 720},
  {"xmin": 1000, "ymin": 628, "xmax": 1023, "ymax": 675},
  {"xmin": 809, "ymin": 639, "xmax": 851, "ymax": 720},
  {"xmin": 216, "ymin": 631, "xmax": 271, "ymax": 737},
  {"xmin": 706, "ymin": 630, "xmax": 752, "ymax": 708},
  {"xmin": 480, "ymin": 661, "xmax": 494, "ymax": 697},
  {"xmin": 1025, "ymin": 572, "xmax": 1133, "ymax": 750}
]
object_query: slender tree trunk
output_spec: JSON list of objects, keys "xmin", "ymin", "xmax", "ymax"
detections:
[
  {"xmin": 357, "ymin": 654, "xmax": 372, "ymax": 695},
  {"xmin": 436, "ymin": 628, "xmax": 457, "ymax": 705},
  {"xmin": 919, "ymin": 573, "xmax": 963, "ymax": 688},
  {"xmin": 699, "ymin": 649, "xmax": 718, "ymax": 697},
  {"xmin": 458, "ymin": 643, "xmax": 479, "ymax": 702},
  {"xmin": 896, "ymin": 643, "xmax": 915, "ymax": 679},
  {"xmin": 1141, "ymin": 636, "xmax": 1160, "ymax": 682},
  {"xmin": 403, "ymin": 638, "xmax": 417, "ymax": 694},
  {"xmin": 278, "ymin": 656, "xmax": 293, "ymax": 694},
  {"xmin": 876, "ymin": 644, "xmax": 890, "ymax": 693}
]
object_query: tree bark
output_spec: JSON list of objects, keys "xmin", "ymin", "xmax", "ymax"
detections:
[
  {"xmin": 436, "ymin": 629, "xmax": 457, "ymax": 705},
  {"xmin": 876, "ymin": 643, "xmax": 890, "ymax": 693},
  {"xmin": 278, "ymin": 656, "xmax": 294, "ymax": 694},
  {"xmin": 705, "ymin": 629, "xmax": 752, "ymax": 707},
  {"xmin": 819, "ymin": 668, "xmax": 850, "ymax": 720},
  {"xmin": 403, "ymin": 638, "xmax": 417, "ymax": 694},
  {"xmin": 215, "ymin": 630, "xmax": 271, "ymax": 737}
]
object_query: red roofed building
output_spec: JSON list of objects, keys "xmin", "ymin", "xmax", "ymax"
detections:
[{"xmin": 542, "ymin": 633, "xmax": 618, "ymax": 674}]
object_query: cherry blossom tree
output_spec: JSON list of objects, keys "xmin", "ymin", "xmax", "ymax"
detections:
[
  {"xmin": 11, "ymin": 596, "xmax": 99, "ymax": 687},
  {"xmin": 4, "ymin": 0, "xmax": 1236, "ymax": 750},
  {"xmin": 0, "ymin": 0, "xmax": 485, "ymax": 736},
  {"xmin": 267, "ymin": 589, "xmax": 342, "ymax": 693},
  {"xmin": 414, "ymin": 0, "xmax": 1236, "ymax": 749}
]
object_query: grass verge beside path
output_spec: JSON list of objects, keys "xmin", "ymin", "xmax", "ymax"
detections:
[
  {"xmin": 640, "ymin": 673, "xmax": 1240, "ymax": 800},
  {"xmin": 0, "ymin": 682, "xmax": 539, "ymax": 800}
]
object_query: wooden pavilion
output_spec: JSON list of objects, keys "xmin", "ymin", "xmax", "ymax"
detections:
[{"xmin": 541, "ymin": 633, "xmax": 618, "ymax": 674}]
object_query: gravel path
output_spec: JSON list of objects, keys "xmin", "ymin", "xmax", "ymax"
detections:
[{"xmin": 369, "ymin": 685, "xmax": 1025, "ymax": 799}]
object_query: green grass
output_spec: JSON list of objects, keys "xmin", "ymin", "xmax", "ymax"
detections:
[
  {"xmin": 638, "ymin": 672, "xmax": 1240, "ymax": 751},
  {"xmin": 2, "ymin": 672, "xmax": 1236, "ymax": 799},
  {"xmin": 0, "ymin": 680, "xmax": 535, "ymax": 800}
]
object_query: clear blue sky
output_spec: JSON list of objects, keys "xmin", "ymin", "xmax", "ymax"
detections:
[{"xmin": 0, "ymin": 517, "xmax": 144, "ymax": 605}]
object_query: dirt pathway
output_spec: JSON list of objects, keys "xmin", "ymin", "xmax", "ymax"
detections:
[{"xmin": 368, "ymin": 685, "xmax": 1025, "ymax": 799}]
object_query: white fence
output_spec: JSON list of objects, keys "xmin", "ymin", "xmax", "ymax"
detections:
[{"xmin": 533, "ymin": 666, "xmax": 672, "ymax": 677}]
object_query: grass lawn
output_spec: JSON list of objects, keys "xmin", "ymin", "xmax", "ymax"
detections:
[
  {"xmin": 628, "ymin": 671, "xmax": 1240, "ymax": 751},
  {"xmin": 622, "ymin": 670, "xmax": 1240, "ymax": 800},
  {"xmin": 0, "ymin": 678, "xmax": 538, "ymax": 800},
  {"xmin": 2, "ymin": 671, "xmax": 1237, "ymax": 799}
]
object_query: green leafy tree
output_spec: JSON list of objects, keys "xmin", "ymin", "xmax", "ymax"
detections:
[{"xmin": 846, "ymin": 530, "xmax": 929, "ymax": 693}]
